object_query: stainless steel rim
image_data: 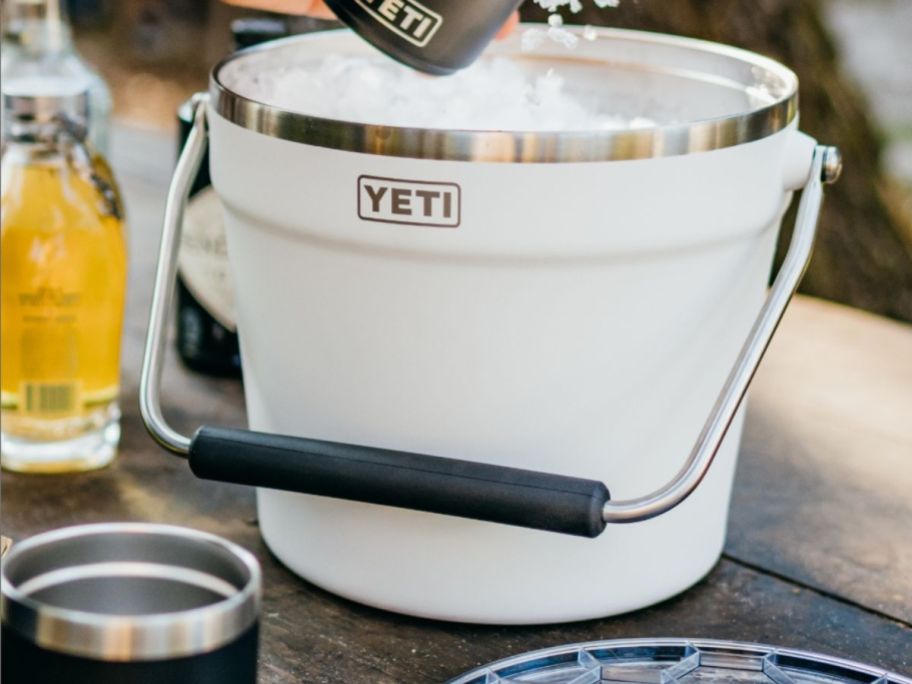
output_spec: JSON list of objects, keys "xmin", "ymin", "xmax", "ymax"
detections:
[
  {"xmin": 446, "ymin": 637, "xmax": 912, "ymax": 684},
  {"xmin": 210, "ymin": 26, "xmax": 799, "ymax": 163},
  {"xmin": 0, "ymin": 523, "xmax": 261, "ymax": 661}
]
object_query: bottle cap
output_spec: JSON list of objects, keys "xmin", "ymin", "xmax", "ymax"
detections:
[
  {"xmin": 2, "ymin": 0, "xmax": 68, "ymax": 47},
  {"xmin": 2, "ymin": 75, "xmax": 90, "ymax": 139},
  {"xmin": 322, "ymin": 0, "xmax": 522, "ymax": 75}
]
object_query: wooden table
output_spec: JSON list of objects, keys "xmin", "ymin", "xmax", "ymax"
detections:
[{"xmin": 3, "ymin": 126, "xmax": 911, "ymax": 682}]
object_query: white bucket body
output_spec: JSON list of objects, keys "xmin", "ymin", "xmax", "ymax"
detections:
[{"xmin": 207, "ymin": 29, "xmax": 815, "ymax": 623}]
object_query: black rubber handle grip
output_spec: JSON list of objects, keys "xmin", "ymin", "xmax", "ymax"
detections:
[{"xmin": 189, "ymin": 426, "xmax": 609, "ymax": 538}]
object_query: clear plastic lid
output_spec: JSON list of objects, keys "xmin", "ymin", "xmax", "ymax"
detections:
[{"xmin": 447, "ymin": 639, "xmax": 912, "ymax": 684}]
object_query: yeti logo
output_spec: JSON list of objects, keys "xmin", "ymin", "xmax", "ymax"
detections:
[
  {"xmin": 358, "ymin": 176, "xmax": 461, "ymax": 228},
  {"xmin": 354, "ymin": 0, "xmax": 443, "ymax": 47}
]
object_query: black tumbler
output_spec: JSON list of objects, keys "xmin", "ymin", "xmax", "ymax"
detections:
[
  {"xmin": 323, "ymin": 0, "xmax": 523, "ymax": 74},
  {"xmin": 1, "ymin": 524, "xmax": 261, "ymax": 684}
]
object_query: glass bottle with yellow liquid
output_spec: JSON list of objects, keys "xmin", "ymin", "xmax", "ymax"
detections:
[{"xmin": 1, "ymin": 78, "xmax": 127, "ymax": 473}]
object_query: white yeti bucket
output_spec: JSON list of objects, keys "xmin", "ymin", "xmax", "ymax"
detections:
[{"xmin": 141, "ymin": 27, "xmax": 842, "ymax": 625}]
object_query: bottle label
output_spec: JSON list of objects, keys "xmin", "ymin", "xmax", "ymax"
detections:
[
  {"xmin": 20, "ymin": 381, "xmax": 81, "ymax": 416},
  {"xmin": 178, "ymin": 187, "xmax": 237, "ymax": 332}
]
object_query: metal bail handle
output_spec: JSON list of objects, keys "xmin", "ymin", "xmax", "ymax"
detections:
[{"xmin": 140, "ymin": 95, "xmax": 842, "ymax": 538}]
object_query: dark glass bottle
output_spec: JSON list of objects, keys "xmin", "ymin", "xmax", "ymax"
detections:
[
  {"xmin": 173, "ymin": 18, "xmax": 293, "ymax": 378},
  {"xmin": 174, "ymin": 102, "xmax": 242, "ymax": 377},
  {"xmin": 174, "ymin": 17, "xmax": 341, "ymax": 377}
]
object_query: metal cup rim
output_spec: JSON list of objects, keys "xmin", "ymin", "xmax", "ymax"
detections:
[{"xmin": 1, "ymin": 523, "xmax": 261, "ymax": 661}]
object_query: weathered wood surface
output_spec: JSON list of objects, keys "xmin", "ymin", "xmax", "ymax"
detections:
[
  {"xmin": 730, "ymin": 299, "xmax": 912, "ymax": 625},
  {"xmin": 2, "ymin": 126, "xmax": 911, "ymax": 681}
]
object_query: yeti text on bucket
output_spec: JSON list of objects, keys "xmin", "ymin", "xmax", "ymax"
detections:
[{"xmin": 358, "ymin": 175, "xmax": 460, "ymax": 228}]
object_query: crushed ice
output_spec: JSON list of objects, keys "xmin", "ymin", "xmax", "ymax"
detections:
[
  {"xmin": 525, "ymin": 0, "xmax": 620, "ymax": 51},
  {"xmin": 231, "ymin": 55, "xmax": 654, "ymax": 132},
  {"xmin": 226, "ymin": 0, "xmax": 655, "ymax": 133}
]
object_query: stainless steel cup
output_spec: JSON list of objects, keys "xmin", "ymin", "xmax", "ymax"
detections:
[{"xmin": 1, "ymin": 523, "xmax": 261, "ymax": 684}]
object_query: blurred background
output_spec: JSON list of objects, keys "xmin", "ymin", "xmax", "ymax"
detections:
[{"xmin": 20, "ymin": 0, "xmax": 912, "ymax": 321}]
